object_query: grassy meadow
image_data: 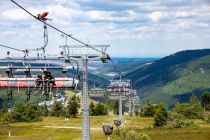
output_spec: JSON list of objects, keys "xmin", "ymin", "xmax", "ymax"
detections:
[{"xmin": 0, "ymin": 116, "xmax": 210, "ymax": 140}]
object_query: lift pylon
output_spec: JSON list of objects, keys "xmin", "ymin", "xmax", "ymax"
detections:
[
  {"xmin": 60, "ymin": 45, "xmax": 110, "ymax": 140},
  {"xmin": 107, "ymin": 78, "xmax": 131, "ymax": 123}
]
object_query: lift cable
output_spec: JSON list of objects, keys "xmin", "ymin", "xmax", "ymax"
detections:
[
  {"xmin": 9, "ymin": 0, "xmax": 123, "ymax": 79},
  {"xmin": 110, "ymin": 58, "xmax": 122, "ymax": 77},
  {"xmin": 0, "ymin": 44, "xmax": 24, "ymax": 52}
]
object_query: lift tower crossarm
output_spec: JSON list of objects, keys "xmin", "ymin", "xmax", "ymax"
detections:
[{"xmin": 107, "ymin": 78, "xmax": 131, "ymax": 123}]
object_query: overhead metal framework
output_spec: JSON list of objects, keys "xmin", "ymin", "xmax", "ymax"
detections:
[
  {"xmin": 125, "ymin": 89, "xmax": 140, "ymax": 116},
  {"xmin": 59, "ymin": 45, "xmax": 110, "ymax": 139},
  {"xmin": 107, "ymin": 78, "xmax": 131, "ymax": 123},
  {"xmin": 89, "ymin": 88, "xmax": 106, "ymax": 97}
]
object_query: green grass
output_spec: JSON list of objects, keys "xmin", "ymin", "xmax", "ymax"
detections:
[
  {"xmin": 137, "ymin": 127, "xmax": 210, "ymax": 140},
  {"xmin": 0, "ymin": 116, "xmax": 118, "ymax": 140},
  {"xmin": 0, "ymin": 116, "xmax": 210, "ymax": 140}
]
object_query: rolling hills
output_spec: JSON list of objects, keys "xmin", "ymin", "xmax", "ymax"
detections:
[{"xmin": 125, "ymin": 49, "xmax": 210, "ymax": 107}]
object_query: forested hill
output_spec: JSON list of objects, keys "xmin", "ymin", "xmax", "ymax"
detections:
[{"xmin": 124, "ymin": 49, "xmax": 210, "ymax": 107}]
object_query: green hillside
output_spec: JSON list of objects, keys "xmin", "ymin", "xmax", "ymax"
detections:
[{"xmin": 125, "ymin": 49, "xmax": 210, "ymax": 107}]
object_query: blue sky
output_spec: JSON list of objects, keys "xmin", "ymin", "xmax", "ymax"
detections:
[{"xmin": 0, "ymin": 0, "xmax": 210, "ymax": 57}]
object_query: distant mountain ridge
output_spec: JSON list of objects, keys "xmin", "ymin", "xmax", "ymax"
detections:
[
  {"xmin": 125, "ymin": 49, "xmax": 210, "ymax": 107},
  {"xmin": 111, "ymin": 57, "xmax": 158, "ymax": 63}
]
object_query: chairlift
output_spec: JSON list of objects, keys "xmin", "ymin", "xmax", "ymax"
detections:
[{"xmin": 0, "ymin": 11, "xmax": 81, "ymax": 101}]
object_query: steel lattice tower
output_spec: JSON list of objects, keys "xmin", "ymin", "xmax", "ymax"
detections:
[
  {"xmin": 60, "ymin": 45, "xmax": 110, "ymax": 140},
  {"xmin": 82, "ymin": 54, "xmax": 90, "ymax": 139}
]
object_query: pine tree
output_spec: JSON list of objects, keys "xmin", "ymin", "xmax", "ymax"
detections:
[
  {"xmin": 89, "ymin": 102, "xmax": 95, "ymax": 116},
  {"xmin": 106, "ymin": 99, "xmax": 119, "ymax": 115},
  {"xmin": 189, "ymin": 95, "xmax": 199, "ymax": 105},
  {"xmin": 51, "ymin": 101, "xmax": 63, "ymax": 117},
  {"xmin": 114, "ymin": 100, "xmax": 119, "ymax": 115},
  {"xmin": 67, "ymin": 95, "xmax": 80, "ymax": 117},
  {"xmin": 94, "ymin": 103, "xmax": 108, "ymax": 116},
  {"xmin": 1, "ymin": 103, "xmax": 8, "ymax": 114},
  {"xmin": 140, "ymin": 100, "xmax": 155, "ymax": 117},
  {"xmin": 175, "ymin": 95, "xmax": 203, "ymax": 119},
  {"xmin": 154, "ymin": 103, "xmax": 168, "ymax": 127},
  {"xmin": 201, "ymin": 92, "xmax": 210, "ymax": 112},
  {"xmin": 40, "ymin": 103, "xmax": 48, "ymax": 117},
  {"xmin": 25, "ymin": 102, "xmax": 42, "ymax": 122},
  {"xmin": 11, "ymin": 102, "xmax": 42, "ymax": 122}
]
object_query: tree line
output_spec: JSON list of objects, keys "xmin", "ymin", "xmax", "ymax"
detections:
[
  {"xmin": 0, "ymin": 95, "xmax": 110, "ymax": 123},
  {"xmin": 0, "ymin": 95, "xmax": 81, "ymax": 123},
  {"xmin": 1, "ymin": 91, "xmax": 210, "ymax": 126},
  {"xmin": 139, "ymin": 92, "xmax": 210, "ymax": 128}
]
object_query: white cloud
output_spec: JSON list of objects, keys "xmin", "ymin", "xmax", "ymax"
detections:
[
  {"xmin": 54, "ymin": 0, "xmax": 68, "ymax": 4},
  {"xmin": 0, "ymin": 31, "xmax": 17, "ymax": 38},
  {"xmin": 175, "ymin": 21, "xmax": 192, "ymax": 29},
  {"xmin": 1, "ymin": 9, "xmax": 30, "ymax": 21},
  {"xmin": 84, "ymin": 10, "xmax": 140, "ymax": 22},
  {"xmin": 1, "ymin": 7, "xmax": 42, "ymax": 21},
  {"xmin": 197, "ymin": 23, "xmax": 209, "ymax": 28},
  {"xmin": 86, "ymin": 10, "xmax": 113, "ymax": 20},
  {"xmin": 175, "ymin": 11, "xmax": 197, "ymax": 18},
  {"xmin": 45, "ymin": 5, "xmax": 81, "ymax": 20},
  {"xmin": 148, "ymin": 11, "xmax": 168, "ymax": 22},
  {"xmin": 0, "ymin": 0, "xmax": 210, "ymax": 57}
]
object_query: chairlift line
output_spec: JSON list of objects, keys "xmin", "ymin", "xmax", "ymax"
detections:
[
  {"xmin": 110, "ymin": 58, "xmax": 122, "ymax": 77},
  {"xmin": 0, "ymin": 44, "xmax": 24, "ymax": 52},
  {"xmin": 1, "ymin": 0, "xmax": 126, "ymax": 103},
  {"xmin": 5, "ymin": 0, "xmax": 121, "ymax": 78},
  {"xmin": 10, "ymin": 0, "xmax": 105, "ymax": 54},
  {"xmin": 0, "ymin": 1, "xmax": 132, "ymax": 139}
]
